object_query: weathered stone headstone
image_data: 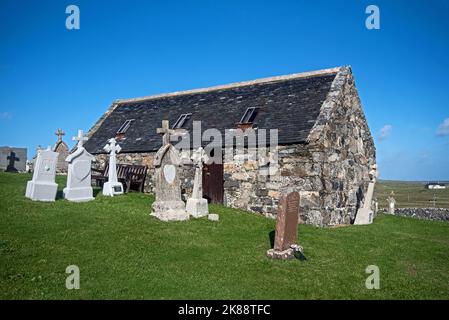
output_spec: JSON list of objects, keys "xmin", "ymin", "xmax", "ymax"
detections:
[
  {"xmin": 186, "ymin": 147, "xmax": 209, "ymax": 218},
  {"xmin": 53, "ymin": 128, "xmax": 69, "ymax": 174},
  {"xmin": 63, "ymin": 130, "xmax": 95, "ymax": 202},
  {"xmin": 387, "ymin": 191, "xmax": 396, "ymax": 215},
  {"xmin": 354, "ymin": 164, "xmax": 378, "ymax": 225},
  {"xmin": 0, "ymin": 147, "xmax": 27, "ymax": 172},
  {"xmin": 102, "ymin": 138, "xmax": 123, "ymax": 196},
  {"xmin": 25, "ymin": 147, "xmax": 58, "ymax": 201},
  {"xmin": 267, "ymin": 191, "xmax": 303, "ymax": 260},
  {"xmin": 151, "ymin": 120, "xmax": 189, "ymax": 221}
]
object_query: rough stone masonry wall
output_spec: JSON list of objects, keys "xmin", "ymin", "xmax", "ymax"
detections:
[
  {"xmin": 223, "ymin": 67, "xmax": 376, "ymax": 226},
  {"xmin": 392, "ymin": 208, "xmax": 449, "ymax": 222}
]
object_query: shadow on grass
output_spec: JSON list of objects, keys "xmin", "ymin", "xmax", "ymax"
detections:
[{"xmin": 269, "ymin": 230, "xmax": 275, "ymax": 249}]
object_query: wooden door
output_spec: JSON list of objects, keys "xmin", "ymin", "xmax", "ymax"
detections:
[{"xmin": 202, "ymin": 162, "xmax": 224, "ymax": 204}]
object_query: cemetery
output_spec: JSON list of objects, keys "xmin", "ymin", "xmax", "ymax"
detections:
[
  {"xmin": 1, "ymin": 67, "xmax": 448, "ymax": 299},
  {"xmin": 1, "ymin": 66, "xmax": 449, "ymax": 298},
  {"xmin": 1, "ymin": 171, "xmax": 449, "ymax": 299}
]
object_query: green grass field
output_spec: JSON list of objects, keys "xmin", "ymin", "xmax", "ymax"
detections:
[
  {"xmin": 1, "ymin": 172, "xmax": 449, "ymax": 299},
  {"xmin": 376, "ymin": 180, "xmax": 449, "ymax": 209}
]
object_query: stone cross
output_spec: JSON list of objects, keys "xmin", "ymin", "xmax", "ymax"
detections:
[
  {"xmin": 267, "ymin": 191, "xmax": 303, "ymax": 260},
  {"xmin": 55, "ymin": 128, "xmax": 65, "ymax": 142},
  {"xmin": 151, "ymin": 121, "xmax": 189, "ymax": 221},
  {"xmin": 186, "ymin": 147, "xmax": 209, "ymax": 218},
  {"xmin": 191, "ymin": 147, "xmax": 208, "ymax": 170},
  {"xmin": 157, "ymin": 120, "xmax": 176, "ymax": 146},
  {"xmin": 102, "ymin": 138, "xmax": 123, "ymax": 196},
  {"xmin": 73, "ymin": 129, "xmax": 88, "ymax": 148},
  {"xmin": 6, "ymin": 151, "xmax": 19, "ymax": 172}
]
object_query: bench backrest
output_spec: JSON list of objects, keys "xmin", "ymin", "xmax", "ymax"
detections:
[{"xmin": 102, "ymin": 163, "xmax": 147, "ymax": 180}]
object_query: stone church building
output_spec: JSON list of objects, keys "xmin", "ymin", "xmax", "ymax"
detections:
[{"xmin": 84, "ymin": 66, "xmax": 376, "ymax": 226}]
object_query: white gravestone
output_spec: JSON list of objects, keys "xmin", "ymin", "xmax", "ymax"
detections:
[
  {"xmin": 151, "ymin": 120, "xmax": 189, "ymax": 221},
  {"xmin": 354, "ymin": 164, "xmax": 378, "ymax": 225},
  {"xmin": 102, "ymin": 138, "xmax": 124, "ymax": 196},
  {"xmin": 63, "ymin": 130, "xmax": 95, "ymax": 202},
  {"xmin": 186, "ymin": 147, "xmax": 209, "ymax": 218},
  {"xmin": 25, "ymin": 147, "xmax": 59, "ymax": 201},
  {"xmin": 387, "ymin": 191, "xmax": 396, "ymax": 215}
]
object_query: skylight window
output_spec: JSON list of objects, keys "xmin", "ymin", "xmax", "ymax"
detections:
[
  {"xmin": 173, "ymin": 113, "xmax": 192, "ymax": 129},
  {"xmin": 240, "ymin": 107, "xmax": 259, "ymax": 124},
  {"xmin": 117, "ymin": 119, "xmax": 135, "ymax": 134}
]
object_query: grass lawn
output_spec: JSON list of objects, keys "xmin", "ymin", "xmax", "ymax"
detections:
[
  {"xmin": 376, "ymin": 180, "xmax": 449, "ymax": 209},
  {"xmin": 1, "ymin": 172, "xmax": 449, "ymax": 299}
]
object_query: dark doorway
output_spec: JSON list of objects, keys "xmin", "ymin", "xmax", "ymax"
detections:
[{"xmin": 202, "ymin": 162, "xmax": 224, "ymax": 204}]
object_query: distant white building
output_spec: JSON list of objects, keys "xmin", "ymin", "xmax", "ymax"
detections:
[{"xmin": 425, "ymin": 182, "xmax": 447, "ymax": 190}]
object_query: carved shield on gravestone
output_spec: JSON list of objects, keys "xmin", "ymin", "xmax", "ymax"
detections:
[
  {"xmin": 163, "ymin": 164, "xmax": 176, "ymax": 184},
  {"xmin": 73, "ymin": 160, "xmax": 91, "ymax": 181}
]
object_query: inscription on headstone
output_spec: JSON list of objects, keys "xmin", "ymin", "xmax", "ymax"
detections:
[{"xmin": 267, "ymin": 191, "xmax": 303, "ymax": 260}]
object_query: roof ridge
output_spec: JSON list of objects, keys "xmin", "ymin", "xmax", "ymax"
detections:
[{"xmin": 116, "ymin": 66, "xmax": 343, "ymax": 104}]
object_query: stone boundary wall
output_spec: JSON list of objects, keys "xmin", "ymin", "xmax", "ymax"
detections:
[{"xmin": 392, "ymin": 208, "xmax": 449, "ymax": 222}]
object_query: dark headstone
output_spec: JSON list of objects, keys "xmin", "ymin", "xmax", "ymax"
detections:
[
  {"xmin": 274, "ymin": 191, "xmax": 300, "ymax": 251},
  {"xmin": 267, "ymin": 191, "xmax": 303, "ymax": 260},
  {"xmin": 0, "ymin": 147, "xmax": 27, "ymax": 172}
]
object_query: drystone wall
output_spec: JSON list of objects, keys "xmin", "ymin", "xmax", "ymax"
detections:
[{"xmin": 392, "ymin": 208, "xmax": 449, "ymax": 222}]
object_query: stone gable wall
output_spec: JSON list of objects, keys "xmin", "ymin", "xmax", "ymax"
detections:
[{"xmin": 220, "ymin": 68, "xmax": 376, "ymax": 226}]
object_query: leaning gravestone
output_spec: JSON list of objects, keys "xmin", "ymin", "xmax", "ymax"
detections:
[
  {"xmin": 151, "ymin": 120, "xmax": 189, "ymax": 221},
  {"xmin": 354, "ymin": 164, "xmax": 378, "ymax": 225},
  {"xmin": 186, "ymin": 147, "xmax": 209, "ymax": 218},
  {"xmin": 25, "ymin": 147, "xmax": 58, "ymax": 201},
  {"xmin": 267, "ymin": 191, "xmax": 303, "ymax": 260},
  {"xmin": 102, "ymin": 138, "xmax": 124, "ymax": 196},
  {"xmin": 63, "ymin": 130, "xmax": 95, "ymax": 202}
]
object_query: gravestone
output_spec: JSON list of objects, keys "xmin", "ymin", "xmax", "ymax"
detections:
[
  {"xmin": 151, "ymin": 120, "xmax": 189, "ymax": 221},
  {"xmin": 25, "ymin": 147, "xmax": 58, "ymax": 201},
  {"xmin": 186, "ymin": 147, "xmax": 209, "ymax": 218},
  {"xmin": 354, "ymin": 164, "xmax": 378, "ymax": 225},
  {"xmin": 387, "ymin": 191, "xmax": 396, "ymax": 215},
  {"xmin": 53, "ymin": 128, "xmax": 69, "ymax": 174},
  {"xmin": 63, "ymin": 130, "xmax": 95, "ymax": 202},
  {"xmin": 0, "ymin": 147, "xmax": 27, "ymax": 172},
  {"xmin": 30, "ymin": 145, "xmax": 43, "ymax": 172},
  {"xmin": 267, "ymin": 191, "xmax": 303, "ymax": 260},
  {"xmin": 102, "ymin": 138, "xmax": 124, "ymax": 196}
]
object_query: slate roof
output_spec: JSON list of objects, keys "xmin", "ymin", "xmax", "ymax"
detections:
[{"xmin": 85, "ymin": 68, "xmax": 339, "ymax": 154}]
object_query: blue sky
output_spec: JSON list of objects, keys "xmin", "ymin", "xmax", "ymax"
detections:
[{"xmin": 0, "ymin": 0, "xmax": 448, "ymax": 180}]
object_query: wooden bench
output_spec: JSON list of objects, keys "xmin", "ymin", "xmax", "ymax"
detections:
[{"xmin": 92, "ymin": 163, "xmax": 148, "ymax": 193}]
